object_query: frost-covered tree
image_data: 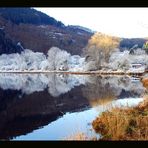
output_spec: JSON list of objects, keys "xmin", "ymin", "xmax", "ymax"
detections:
[
  {"xmin": 133, "ymin": 48, "xmax": 146, "ymax": 55},
  {"xmin": 84, "ymin": 32, "xmax": 120, "ymax": 70},
  {"xmin": 68, "ymin": 55, "xmax": 86, "ymax": 71},
  {"xmin": 47, "ymin": 47, "xmax": 70, "ymax": 71},
  {"xmin": 130, "ymin": 48, "xmax": 146, "ymax": 55},
  {"xmin": 109, "ymin": 49, "xmax": 148, "ymax": 71},
  {"xmin": 83, "ymin": 61, "xmax": 97, "ymax": 71},
  {"xmin": 0, "ymin": 53, "xmax": 27, "ymax": 70},
  {"xmin": 0, "ymin": 47, "xmax": 85, "ymax": 71},
  {"xmin": 55, "ymin": 50, "xmax": 70, "ymax": 71},
  {"xmin": 0, "ymin": 49, "xmax": 47, "ymax": 71},
  {"xmin": 47, "ymin": 47, "xmax": 61, "ymax": 70},
  {"xmin": 109, "ymin": 50, "xmax": 131, "ymax": 71},
  {"xmin": 39, "ymin": 60, "xmax": 50, "ymax": 70},
  {"xmin": 21, "ymin": 49, "xmax": 46, "ymax": 70}
]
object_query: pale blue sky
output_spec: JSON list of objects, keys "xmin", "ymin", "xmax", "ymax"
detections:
[{"xmin": 35, "ymin": 8, "xmax": 148, "ymax": 38}]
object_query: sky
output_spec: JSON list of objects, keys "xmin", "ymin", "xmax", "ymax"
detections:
[{"xmin": 35, "ymin": 8, "xmax": 148, "ymax": 38}]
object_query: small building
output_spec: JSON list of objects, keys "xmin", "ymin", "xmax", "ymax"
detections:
[
  {"xmin": 131, "ymin": 63, "xmax": 144, "ymax": 69},
  {"xmin": 128, "ymin": 63, "xmax": 145, "ymax": 73}
]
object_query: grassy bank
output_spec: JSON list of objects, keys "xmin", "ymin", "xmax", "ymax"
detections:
[
  {"xmin": 92, "ymin": 77, "xmax": 148, "ymax": 141},
  {"xmin": 92, "ymin": 98, "xmax": 148, "ymax": 140}
]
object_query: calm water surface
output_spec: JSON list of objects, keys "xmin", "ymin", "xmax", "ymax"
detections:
[{"xmin": 0, "ymin": 73, "xmax": 145, "ymax": 140}]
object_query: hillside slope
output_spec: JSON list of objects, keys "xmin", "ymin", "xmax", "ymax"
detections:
[{"xmin": 0, "ymin": 8, "xmax": 93, "ymax": 55}]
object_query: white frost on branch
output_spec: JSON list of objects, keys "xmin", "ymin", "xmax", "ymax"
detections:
[
  {"xmin": 68, "ymin": 55, "xmax": 85, "ymax": 72},
  {"xmin": 21, "ymin": 49, "xmax": 46, "ymax": 70},
  {"xmin": 0, "ymin": 46, "xmax": 147, "ymax": 72},
  {"xmin": 47, "ymin": 47, "xmax": 70, "ymax": 71},
  {"xmin": 108, "ymin": 50, "xmax": 148, "ymax": 72},
  {"xmin": 0, "ymin": 47, "xmax": 78, "ymax": 71}
]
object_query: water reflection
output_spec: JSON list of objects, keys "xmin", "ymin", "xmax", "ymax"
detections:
[
  {"xmin": 0, "ymin": 73, "xmax": 146, "ymax": 140},
  {"xmin": 0, "ymin": 73, "xmax": 86, "ymax": 97},
  {"xmin": 82, "ymin": 75, "xmax": 145, "ymax": 106},
  {"xmin": 0, "ymin": 74, "xmax": 144, "ymax": 98}
]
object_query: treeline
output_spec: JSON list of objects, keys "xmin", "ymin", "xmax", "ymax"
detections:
[
  {"xmin": 0, "ymin": 8, "xmax": 64, "ymax": 27},
  {"xmin": 119, "ymin": 38, "xmax": 147, "ymax": 50},
  {"xmin": 84, "ymin": 32, "xmax": 148, "ymax": 71},
  {"xmin": 0, "ymin": 29, "xmax": 23, "ymax": 54}
]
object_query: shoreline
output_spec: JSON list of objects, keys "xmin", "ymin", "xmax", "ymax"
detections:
[
  {"xmin": 0, "ymin": 70, "xmax": 148, "ymax": 74},
  {"xmin": 0, "ymin": 70, "xmax": 147, "ymax": 76}
]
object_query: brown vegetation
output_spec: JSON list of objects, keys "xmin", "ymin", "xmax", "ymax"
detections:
[
  {"xmin": 84, "ymin": 32, "xmax": 120, "ymax": 70},
  {"xmin": 92, "ymin": 98, "xmax": 148, "ymax": 140},
  {"xmin": 66, "ymin": 133, "xmax": 90, "ymax": 140},
  {"xmin": 66, "ymin": 132, "xmax": 98, "ymax": 141},
  {"xmin": 141, "ymin": 78, "xmax": 148, "ymax": 90}
]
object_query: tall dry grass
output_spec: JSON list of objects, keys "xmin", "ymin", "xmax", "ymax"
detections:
[
  {"xmin": 66, "ymin": 133, "xmax": 89, "ymax": 141},
  {"xmin": 92, "ymin": 97, "xmax": 148, "ymax": 140}
]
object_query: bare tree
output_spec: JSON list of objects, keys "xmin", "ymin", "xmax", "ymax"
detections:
[
  {"xmin": 47, "ymin": 47, "xmax": 61, "ymax": 70},
  {"xmin": 84, "ymin": 32, "xmax": 120, "ymax": 70}
]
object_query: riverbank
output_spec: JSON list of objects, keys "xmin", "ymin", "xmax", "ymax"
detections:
[
  {"xmin": 92, "ymin": 78, "xmax": 148, "ymax": 141},
  {"xmin": 0, "ymin": 70, "xmax": 147, "ymax": 76},
  {"xmin": 92, "ymin": 97, "xmax": 148, "ymax": 140},
  {"xmin": 67, "ymin": 78, "xmax": 148, "ymax": 141},
  {"xmin": 68, "ymin": 96, "xmax": 148, "ymax": 141}
]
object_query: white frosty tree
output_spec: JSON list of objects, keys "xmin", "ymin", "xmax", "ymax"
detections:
[
  {"xmin": 21, "ymin": 49, "xmax": 46, "ymax": 70},
  {"xmin": 0, "ymin": 53, "xmax": 27, "ymax": 70},
  {"xmin": 47, "ymin": 47, "xmax": 70, "ymax": 71},
  {"xmin": 109, "ymin": 50, "xmax": 131, "ymax": 71}
]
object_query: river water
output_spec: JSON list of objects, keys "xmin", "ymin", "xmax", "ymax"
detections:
[{"xmin": 0, "ymin": 73, "xmax": 146, "ymax": 140}]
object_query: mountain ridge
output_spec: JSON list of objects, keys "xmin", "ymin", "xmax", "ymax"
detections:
[
  {"xmin": 0, "ymin": 8, "xmax": 93, "ymax": 55},
  {"xmin": 0, "ymin": 8, "xmax": 147, "ymax": 56}
]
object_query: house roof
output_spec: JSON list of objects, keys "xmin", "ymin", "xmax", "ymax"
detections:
[{"xmin": 131, "ymin": 63, "xmax": 143, "ymax": 65}]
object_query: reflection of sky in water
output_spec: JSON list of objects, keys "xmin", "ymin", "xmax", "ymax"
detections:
[{"xmin": 13, "ymin": 98, "xmax": 143, "ymax": 141}]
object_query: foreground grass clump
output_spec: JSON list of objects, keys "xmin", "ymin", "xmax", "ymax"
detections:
[
  {"xmin": 66, "ymin": 133, "xmax": 90, "ymax": 140},
  {"xmin": 92, "ymin": 98, "xmax": 148, "ymax": 140},
  {"xmin": 66, "ymin": 133, "xmax": 98, "ymax": 141}
]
